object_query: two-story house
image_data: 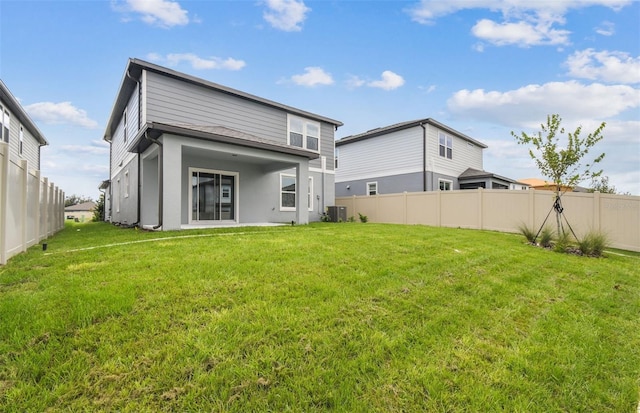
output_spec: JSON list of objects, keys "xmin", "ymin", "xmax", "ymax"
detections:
[
  {"xmin": 0, "ymin": 80, "xmax": 48, "ymax": 173},
  {"xmin": 335, "ymin": 118, "xmax": 520, "ymax": 196},
  {"xmin": 103, "ymin": 59, "xmax": 342, "ymax": 230}
]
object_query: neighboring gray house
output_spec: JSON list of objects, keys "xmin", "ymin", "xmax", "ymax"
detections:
[
  {"xmin": 458, "ymin": 168, "xmax": 529, "ymax": 191},
  {"xmin": 0, "ymin": 80, "xmax": 48, "ymax": 171},
  {"xmin": 103, "ymin": 59, "xmax": 342, "ymax": 230},
  {"xmin": 335, "ymin": 118, "xmax": 520, "ymax": 196}
]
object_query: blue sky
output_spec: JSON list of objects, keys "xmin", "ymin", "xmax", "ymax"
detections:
[{"xmin": 1, "ymin": 0, "xmax": 638, "ymax": 198}]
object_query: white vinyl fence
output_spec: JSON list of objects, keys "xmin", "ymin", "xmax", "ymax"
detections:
[
  {"xmin": 0, "ymin": 142, "xmax": 64, "ymax": 264},
  {"xmin": 337, "ymin": 188, "xmax": 640, "ymax": 252}
]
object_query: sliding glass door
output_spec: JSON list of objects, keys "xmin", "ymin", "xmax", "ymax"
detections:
[{"xmin": 190, "ymin": 169, "xmax": 237, "ymax": 222}]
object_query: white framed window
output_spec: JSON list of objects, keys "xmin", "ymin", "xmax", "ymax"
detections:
[
  {"xmin": 280, "ymin": 174, "xmax": 313, "ymax": 211},
  {"xmin": 288, "ymin": 115, "xmax": 320, "ymax": 151},
  {"xmin": 2, "ymin": 110, "xmax": 10, "ymax": 143},
  {"xmin": 439, "ymin": 179, "xmax": 453, "ymax": 191},
  {"xmin": 19, "ymin": 125, "xmax": 24, "ymax": 156},
  {"xmin": 439, "ymin": 132, "xmax": 452, "ymax": 159},
  {"xmin": 124, "ymin": 170, "xmax": 130, "ymax": 198},
  {"xmin": 367, "ymin": 181, "xmax": 378, "ymax": 196},
  {"xmin": 280, "ymin": 174, "xmax": 296, "ymax": 211}
]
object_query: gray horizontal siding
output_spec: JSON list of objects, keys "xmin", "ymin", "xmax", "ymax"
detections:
[
  {"xmin": 336, "ymin": 123, "xmax": 484, "ymax": 185},
  {"xmin": 426, "ymin": 123, "xmax": 483, "ymax": 177},
  {"xmin": 20, "ymin": 126, "xmax": 40, "ymax": 171},
  {"xmin": 1, "ymin": 104, "xmax": 41, "ymax": 171},
  {"xmin": 145, "ymin": 70, "xmax": 336, "ymax": 168},
  {"xmin": 336, "ymin": 170, "xmax": 460, "ymax": 197},
  {"xmin": 111, "ymin": 84, "xmax": 140, "ymax": 176},
  {"xmin": 336, "ymin": 126, "xmax": 423, "ymax": 182},
  {"xmin": 146, "ymin": 72, "xmax": 286, "ymax": 144}
]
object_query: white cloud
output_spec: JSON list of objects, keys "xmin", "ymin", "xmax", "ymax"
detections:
[
  {"xmin": 595, "ymin": 21, "xmax": 615, "ymax": 36},
  {"xmin": 79, "ymin": 164, "xmax": 110, "ymax": 175},
  {"xmin": 471, "ymin": 18, "xmax": 570, "ymax": 47},
  {"xmin": 447, "ymin": 81, "xmax": 640, "ymax": 128},
  {"xmin": 25, "ymin": 102, "xmax": 98, "ymax": 129},
  {"xmin": 368, "ymin": 71, "xmax": 405, "ymax": 91},
  {"xmin": 113, "ymin": 0, "xmax": 189, "ymax": 28},
  {"xmin": 408, "ymin": 0, "xmax": 631, "ymax": 23},
  {"xmin": 407, "ymin": 0, "xmax": 632, "ymax": 47},
  {"xmin": 565, "ymin": 49, "xmax": 640, "ymax": 84},
  {"xmin": 147, "ymin": 53, "xmax": 246, "ymax": 71},
  {"xmin": 290, "ymin": 67, "xmax": 334, "ymax": 87},
  {"xmin": 263, "ymin": 0, "xmax": 310, "ymax": 32},
  {"xmin": 345, "ymin": 75, "xmax": 366, "ymax": 90},
  {"xmin": 61, "ymin": 143, "xmax": 110, "ymax": 156}
]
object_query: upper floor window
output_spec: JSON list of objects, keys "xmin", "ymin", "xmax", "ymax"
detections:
[
  {"xmin": 2, "ymin": 110, "xmax": 9, "ymax": 143},
  {"xmin": 439, "ymin": 132, "xmax": 452, "ymax": 159},
  {"xmin": 288, "ymin": 115, "xmax": 320, "ymax": 151}
]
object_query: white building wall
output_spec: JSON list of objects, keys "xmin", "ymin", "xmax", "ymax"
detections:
[
  {"xmin": 336, "ymin": 127, "xmax": 423, "ymax": 182},
  {"xmin": 425, "ymin": 123, "xmax": 483, "ymax": 178}
]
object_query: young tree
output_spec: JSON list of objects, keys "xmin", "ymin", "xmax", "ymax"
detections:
[
  {"xmin": 92, "ymin": 194, "xmax": 105, "ymax": 222},
  {"xmin": 588, "ymin": 175, "xmax": 616, "ymax": 194},
  {"xmin": 588, "ymin": 175, "xmax": 630, "ymax": 195},
  {"xmin": 512, "ymin": 114, "xmax": 606, "ymax": 235}
]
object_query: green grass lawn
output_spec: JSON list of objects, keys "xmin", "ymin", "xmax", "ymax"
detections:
[{"xmin": 1, "ymin": 221, "xmax": 638, "ymax": 412}]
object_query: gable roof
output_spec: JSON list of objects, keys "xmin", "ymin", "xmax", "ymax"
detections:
[
  {"xmin": 0, "ymin": 80, "xmax": 48, "ymax": 146},
  {"xmin": 335, "ymin": 118, "xmax": 487, "ymax": 148},
  {"xmin": 104, "ymin": 58, "xmax": 343, "ymax": 142}
]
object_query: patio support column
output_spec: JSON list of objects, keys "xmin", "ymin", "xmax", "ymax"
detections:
[
  {"xmin": 162, "ymin": 136, "xmax": 182, "ymax": 230},
  {"xmin": 296, "ymin": 160, "xmax": 309, "ymax": 224}
]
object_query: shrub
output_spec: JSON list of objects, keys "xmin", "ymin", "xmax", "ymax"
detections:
[
  {"xmin": 518, "ymin": 224, "xmax": 536, "ymax": 244},
  {"xmin": 358, "ymin": 213, "xmax": 368, "ymax": 223},
  {"xmin": 553, "ymin": 230, "xmax": 573, "ymax": 253},
  {"xmin": 577, "ymin": 231, "xmax": 609, "ymax": 257},
  {"xmin": 539, "ymin": 227, "xmax": 554, "ymax": 248}
]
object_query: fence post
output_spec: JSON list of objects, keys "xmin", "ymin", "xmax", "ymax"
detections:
[
  {"xmin": 593, "ymin": 191, "xmax": 601, "ymax": 232},
  {"xmin": 48, "ymin": 184, "xmax": 55, "ymax": 237},
  {"xmin": 0, "ymin": 143, "xmax": 8, "ymax": 265},
  {"xmin": 403, "ymin": 191, "xmax": 407, "ymax": 225},
  {"xmin": 436, "ymin": 189, "xmax": 442, "ymax": 227},
  {"xmin": 41, "ymin": 177, "xmax": 49, "ymax": 241},
  {"xmin": 528, "ymin": 189, "xmax": 535, "ymax": 229},
  {"xmin": 34, "ymin": 170, "xmax": 41, "ymax": 242},
  {"xmin": 478, "ymin": 187, "xmax": 484, "ymax": 230},
  {"xmin": 20, "ymin": 159, "xmax": 28, "ymax": 253}
]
